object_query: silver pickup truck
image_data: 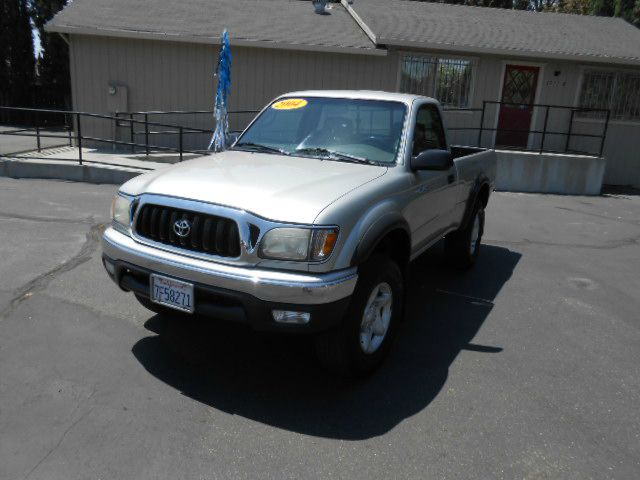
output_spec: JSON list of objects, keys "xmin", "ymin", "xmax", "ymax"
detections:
[{"xmin": 102, "ymin": 90, "xmax": 496, "ymax": 375}]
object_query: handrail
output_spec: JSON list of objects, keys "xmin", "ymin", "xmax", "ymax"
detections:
[
  {"xmin": 1, "ymin": 101, "xmax": 611, "ymax": 162},
  {"xmin": 113, "ymin": 109, "xmax": 259, "ymax": 155},
  {"xmin": 0, "ymin": 105, "xmax": 211, "ymax": 131},
  {"xmin": 0, "ymin": 105, "xmax": 213, "ymax": 163},
  {"xmin": 444, "ymin": 101, "xmax": 610, "ymax": 157},
  {"xmin": 116, "ymin": 109, "xmax": 259, "ymax": 115}
]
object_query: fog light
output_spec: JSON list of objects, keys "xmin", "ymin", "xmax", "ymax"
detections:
[
  {"xmin": 103, "ymin": 258, "xmax": 116, "ymax": 276},
  {"xmin": 272, "ymin": 310, "xmax": 311, "ymax": 324}
]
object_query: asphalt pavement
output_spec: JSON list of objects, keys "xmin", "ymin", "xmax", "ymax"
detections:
[{"xmin": 0, "ymin": 177, "xmax": 639, "ymax": 479}]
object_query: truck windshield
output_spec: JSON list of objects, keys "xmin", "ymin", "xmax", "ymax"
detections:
[{"xmin": 234, "ymin": 97, "xmax": 407, "ymax": 164}]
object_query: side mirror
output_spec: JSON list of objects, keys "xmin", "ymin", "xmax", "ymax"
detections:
[{"xmin": 410, "ymin": 149, "xmax": 452, "ymax": 171}]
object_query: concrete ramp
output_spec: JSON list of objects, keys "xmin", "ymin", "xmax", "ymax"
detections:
[
  {"xmin": 1, "ymin": 156, "xmax": 146, "ymax": 185},
  {"xmin": 0, "ymin": 147, "xmax": 191, "ymax": 185},
  {"xmin": 495, "ymin": 150, "xmax": 606, "ymax": 196}
]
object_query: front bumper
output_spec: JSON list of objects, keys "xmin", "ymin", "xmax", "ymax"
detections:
[{"xmin": 102, "ymin": 227, "xmax": 357, "ymax": 331}]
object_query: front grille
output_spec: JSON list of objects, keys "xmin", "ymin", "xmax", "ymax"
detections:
[{"xmin": 135, "ymin": 204, "xmax": 241, "ymax": 257}]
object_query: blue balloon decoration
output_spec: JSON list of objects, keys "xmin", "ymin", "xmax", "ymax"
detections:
[{"xmin": 209, "ymin": 30, "xmax": 232, "ymax": 152}]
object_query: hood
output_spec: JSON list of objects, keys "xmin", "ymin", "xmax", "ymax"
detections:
[{"xmin": 121, "ymin": 150, "xmax": 387, "ymax": 224}]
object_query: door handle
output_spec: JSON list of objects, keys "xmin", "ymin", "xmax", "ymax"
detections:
[{"xmin": 447, "ymin": 174, "xmax": 455, "ymax": 184}]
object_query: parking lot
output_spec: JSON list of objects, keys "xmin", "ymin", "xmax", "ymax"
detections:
[{"xmin": 0, "ymin": 177, "xmax": 639, "ymax": 479}]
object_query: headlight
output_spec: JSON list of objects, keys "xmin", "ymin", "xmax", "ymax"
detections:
[
  {"xmin": 259, "ymin": 227, "xmax": 338, "ymax": 262},
  {"xmin": 111, "ymin": 193, "xmax": 135, "ymax": 233}
]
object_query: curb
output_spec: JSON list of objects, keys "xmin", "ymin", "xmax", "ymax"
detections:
[{"xmin": 0, "ymin": 158, "xmax": 146, "ymax": 185}]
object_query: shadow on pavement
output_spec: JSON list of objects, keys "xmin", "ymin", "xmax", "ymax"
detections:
[
  {"xmin": 132, "ymin": 242, "xmax": 521, "ymax": 439},
  {"xmin": 602, "ymin": 184, "xmax": 640, "ymax": 196}
]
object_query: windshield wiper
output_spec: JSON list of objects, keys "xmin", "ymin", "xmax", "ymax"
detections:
[
  {"xmin": 233, "ymin": 142, "xmax": 290, "ymax": 155},
  {"xmin": 294, "ymin": 147, "xmax": 374, "ymax": 165}
]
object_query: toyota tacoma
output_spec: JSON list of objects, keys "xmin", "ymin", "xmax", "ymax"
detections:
[{"xmin": 102, "ymin": 91, "xmax": 496, "ymax": 375}]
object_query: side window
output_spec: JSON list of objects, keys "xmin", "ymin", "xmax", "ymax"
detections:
[{"xmin": 412, "ymin": 104, "xmax": 447, "ymax": 156}]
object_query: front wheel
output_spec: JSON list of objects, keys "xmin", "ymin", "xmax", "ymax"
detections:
[
  {"xmin": 315, "ymin": 254, "xmax": 404, "ymax": 377},
  {"xmin": 445, "ymin": 203, "xmax": 485, "ymax": 270}
]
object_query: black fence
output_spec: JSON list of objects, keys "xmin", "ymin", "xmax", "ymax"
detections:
[
  {"xmin": 114, "ymin": 109, "xmax": 259, "ymax": 152},
  {"xmin": 444, "ymin": 101, "xmax": 610, "ymax": 157},
  {"xmin": 2, "ymin": 102, "xmax": 610, "ymax": 166},
  {"xmin": 122, "ymin": 104, "xmax": 610, "ymax": 157},
  {"xmin": 0, "ymin": 106, "xmax": 257, "ymax": 168},
  {"xmin": 0, "ymin": 107, "xmax": 74, "ymax": 159}
]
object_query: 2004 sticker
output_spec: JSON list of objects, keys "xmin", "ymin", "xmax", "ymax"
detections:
[{"xmin": 271, "ymin": 98, "xmax": 308, "ymax": 110}]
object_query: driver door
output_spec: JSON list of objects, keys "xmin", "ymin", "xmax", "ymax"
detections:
[{"xmin": 407, "ymin": 104, "xmax": 458, "ymax": 252}]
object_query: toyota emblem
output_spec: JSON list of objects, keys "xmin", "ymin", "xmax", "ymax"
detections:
[{"xmin": 173, "ymin": 218, "xmax": 191, "ymax": 237}]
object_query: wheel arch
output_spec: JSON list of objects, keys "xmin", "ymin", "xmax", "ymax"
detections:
[
  {"xmin": 350, "ymin": 218, "xmax": 411, "ymax": 268},
  {"xmin": 461, "ymin": 175, "xmax": 491, "ymax": 230}
]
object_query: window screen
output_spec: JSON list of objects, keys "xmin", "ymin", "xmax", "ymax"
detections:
[
  {"xmin": 579, "ymin": 69, "xmax": 640, "ymax": 121},
  {"xmin": 400, "ymin": 55, "xmax": 474, "ymax": 108}
]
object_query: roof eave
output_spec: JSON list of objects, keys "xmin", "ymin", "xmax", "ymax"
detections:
[
  {"xmin": 45, "ymin": 23, "xmax": 387, "ymax": 56},
  {"xmin": 378, "ymin": 37, "xmax": 640, "ymax": 67}
]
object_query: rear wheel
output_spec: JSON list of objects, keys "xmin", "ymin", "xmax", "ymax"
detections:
[
  {"xmin": 445, "ymin": 202, "xmax": 484, "ymax": 270},
  {"xmin": 315, "ymin": 254, "xmax": 404, "ymax": 377}
]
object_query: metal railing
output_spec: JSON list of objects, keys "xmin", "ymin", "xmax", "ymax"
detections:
[
  {"xmin": 444, "ymin": 101, "xmax": 610, "ymax": 157},
  {"xmin": 3, "ymin": 102, "xmax": 611, "ymax": 166},
  {"xmin": 0, "ymin": 106, "xmax": 252, "ymax": 168},
  {"xmin": 114, "ymin": 109, "xmax": 260, "ymax": 154}
]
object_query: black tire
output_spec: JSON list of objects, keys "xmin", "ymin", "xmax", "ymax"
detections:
[
  {"xmin": 445, "ymin": 202, "xmax": 485, "ymax": 270},
  {"xmin": 315, "ymin": 254, "xmax": 404, "ymax": 377}
]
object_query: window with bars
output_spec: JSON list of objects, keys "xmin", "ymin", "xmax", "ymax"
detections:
[
  {"xmin": 399, "ymin": 55, "xmax": 474, "ymax": 108},
  {"xmin": 578, "ymin": 69, "xmax": 640, "ymax": 121}
]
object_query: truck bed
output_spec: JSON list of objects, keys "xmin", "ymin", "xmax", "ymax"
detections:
[{"xmin": 451, "ymin": 145, "xmax": 490, "ymax": 160}]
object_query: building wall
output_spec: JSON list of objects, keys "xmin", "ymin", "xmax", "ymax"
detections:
[
  {"xmin": 69, "ymin": 35, "xmax": 639, "ymax": 187},
  {"xmin": 69, "ymin": 35, "xmax": 398, "ymax": 150},
  {"xmin": 530, "ymin": 60, "xmax": 639, "ymax": 187},
  {"xmin": 431, "ymin": 51, "xmax": 639, "ymax": 187}
]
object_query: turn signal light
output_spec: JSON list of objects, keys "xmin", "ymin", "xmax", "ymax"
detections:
[{"xmin": 310, "ymin": 229, "xmax": 339, "ymax": 261}]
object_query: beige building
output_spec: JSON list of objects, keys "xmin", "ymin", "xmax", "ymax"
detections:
[{"xmin": 47, "ymin": 0, "xmax": 640, "ymax": 187}]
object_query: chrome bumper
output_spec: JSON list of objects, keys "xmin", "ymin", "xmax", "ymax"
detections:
[{"xmin": 102, "ymin": 227, "xmax": 358, "ymax": 305}]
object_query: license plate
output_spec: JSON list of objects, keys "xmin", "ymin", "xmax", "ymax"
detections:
[{"xmin": 150, "ymin": 274, "xmax": 195, "ymax": 313}]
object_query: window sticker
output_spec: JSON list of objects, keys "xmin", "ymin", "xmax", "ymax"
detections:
[{"xmin": 271, "ymin": 98, "xmax": 308, "ymax": 110}]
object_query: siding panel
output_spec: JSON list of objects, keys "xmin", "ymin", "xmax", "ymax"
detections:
[{"xmin": 71, "ymin": 36, "xmax": 397, "ymax": 150}]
